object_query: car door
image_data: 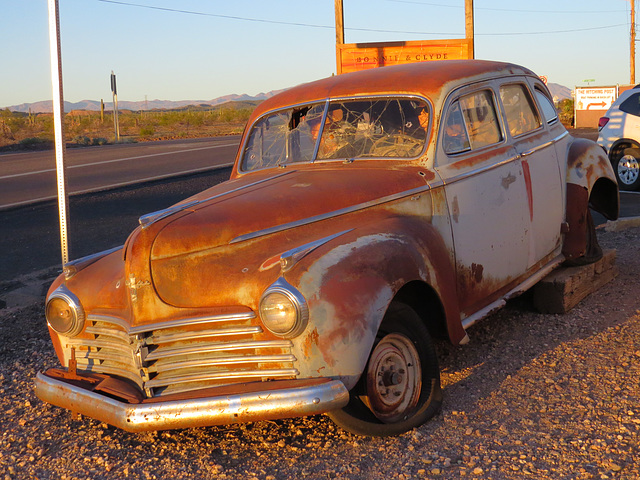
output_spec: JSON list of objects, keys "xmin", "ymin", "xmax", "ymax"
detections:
[
  {"xmin": 434, "ymin": 85, "xmax": 530, "ymax": 318},
  {"xmin": 498, "ymin": 80, "xmax": 564, "ymax": 268}
]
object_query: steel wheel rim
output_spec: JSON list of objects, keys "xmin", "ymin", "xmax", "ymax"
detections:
[
  {"xmin": 365, "ymin": 333, "xmax": 421, "ymax": 423},
  {"xmin": 619, "ymin": 154, "xmax": 640, "ymax": 185}
]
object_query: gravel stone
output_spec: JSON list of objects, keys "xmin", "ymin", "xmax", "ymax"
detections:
[{"xmin": 0, "ymin": 226, "xmax": 639, "ymax": 479}]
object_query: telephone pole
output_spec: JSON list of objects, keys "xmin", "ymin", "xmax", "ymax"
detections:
[
  {"xmin": 335, "ymin": 0, "xmax": 344, "ymax": 74},
  {"xmin": 465, "ymin": 0, "xmax": 474, "ymax": 59}
]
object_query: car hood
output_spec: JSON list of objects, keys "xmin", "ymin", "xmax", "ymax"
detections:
[
  {"xmin": 149, "ymin": 165, "xmax": 431, "ymax": 261},
  {"xmin": 139, "ymin": 164, "xmax": 432, "ymax": 308}
]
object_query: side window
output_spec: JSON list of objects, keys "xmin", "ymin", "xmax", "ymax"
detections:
[
  {"xmin": 442, "ymin": 101, "xmax": 471, "ymax": 154},
  {"xmin": 443, "ymin": 90, "xmax": 502, "ymax": 155},
  {"xmin": 619, "ymin": 93, "xmax": 640, "ymax": 117},
  {"xmin": 534, "ymin": 89, "xmax": 558, "ymax": 123},
  {"xmin": 500, "ymin": 84, "xmax": 542, "ymax": 137}
]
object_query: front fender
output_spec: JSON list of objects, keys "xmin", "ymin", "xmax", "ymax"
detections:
[{"xmin": 285, "ymin": 216, "xmax": 460, "ymax": 390}]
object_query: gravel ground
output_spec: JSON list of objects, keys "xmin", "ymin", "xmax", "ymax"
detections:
[{"xmin": 1, "ymin": 224, "xmax": 639, "ymax": 480}]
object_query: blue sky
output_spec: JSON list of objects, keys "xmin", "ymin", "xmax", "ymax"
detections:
[{"xmin": 0, "ymin": 0, "xmax": 634, "ymax": 108}]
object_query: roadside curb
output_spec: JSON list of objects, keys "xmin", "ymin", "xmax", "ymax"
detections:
[{"xmin": 601, "ymin": 216, "xmax": 640, "ymax": 232}]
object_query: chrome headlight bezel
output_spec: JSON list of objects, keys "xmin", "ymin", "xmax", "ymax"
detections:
[
  {"xmin": 45, "ymin": 285, "xmax": 86, "ymax": 337},
  {"xmin": 259, "ymin": 278, "xmax": 309, "ymax": 338}
]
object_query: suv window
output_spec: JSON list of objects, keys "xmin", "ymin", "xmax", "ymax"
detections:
[
  {"xmin": 241, "ymin": 98, "xmax": 429, "ymax": 171},
  {"xmin": 443, "ymin": 90, "xmax": 502, "ymax": 155},
  {"xmin": 500, "ymin": 84, "xmax": 542, "ymax": 137},
  {"xmin": 619, "ymin": 92, "xmax": 640, "ymax": 117},
  {"xmin": 534, "ymin": 89, "xmax": 558, "ymax": 123}
]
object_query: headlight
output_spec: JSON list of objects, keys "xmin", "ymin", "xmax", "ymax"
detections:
[
  {"xmin": 259, "ymin": 278, "xmax": 308, "ymax": 338},
  {"xmin": 45, "ymin": 286, "xmax": 85, "ymax": 337}
]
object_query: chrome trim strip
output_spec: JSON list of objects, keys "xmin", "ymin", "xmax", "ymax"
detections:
[
  {"xmin": 438, "ymin": 154, "xmax": 521, "ymax": 187},
  {"xmin": 64, "ymin": 245, "xmax": 123, "ymax": 278},
  {"xmin": 520, "ymin": 139, "xmax": 554, "ymax": 156},
  {"xmin": 230, "ymin": 185, "xmax": 430, "ymax": 244},
  {"xmin": 145, "ymin": 368, "xmax": 300, "ymax": 389},
  {"xmin": 35, "ymin": 373, "xmax": 349, "ymax": 432},
  {"xmin": 139, "ymin": 171, "xmax": 295, "ymax": 229},
  {"xmin": 439, "ymin": 131, "xmax": 570, "ymax": 188},
  {"xmin": 147, "ymin": 326, "xmax": 263, "ymax": 345},
  {"xmin": 279, "ymin": 229, "xmax": 353, "ymax": 273},
  {"xmin": 151, "ymin": 354, "xmax": 298, "ymax": 374},
  {"xmin": 87, "ymin": 312, "xmax": 257, "ymax": 335},
  {"xmin": 144, "ymin": 340, "xmax": 293, "ymax": 361}
]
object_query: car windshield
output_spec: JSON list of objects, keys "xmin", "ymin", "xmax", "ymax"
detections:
[{"xmin": 241, "ymin": 97, "xmax": 429, "ymax": 171}]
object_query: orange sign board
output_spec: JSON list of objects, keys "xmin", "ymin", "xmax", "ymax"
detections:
[{"xmin": 338, "ymin": 39, "xmax": 472, "ymax": 74}]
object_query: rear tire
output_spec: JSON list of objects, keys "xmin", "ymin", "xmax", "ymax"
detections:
[
  {"xmin": 613, "ymin": 148, "xmax": 640, "ymax": 191},
  {"xmin": 327, "ymin": 302, "xmax": 442, "ymax": 437}
]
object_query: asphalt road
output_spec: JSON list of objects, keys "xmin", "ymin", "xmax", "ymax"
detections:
[
  {"xmin": 0, "ymin": 136, "xmax": 240, "ymax": 210},
  {"xmin": 0, "ymin": 167, "xmax": 233, "ymax": 284}
]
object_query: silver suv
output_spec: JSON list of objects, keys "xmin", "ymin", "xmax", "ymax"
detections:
[{"xmin": 598, "ymin": 86, "xmax": 640, "ymax": 190}]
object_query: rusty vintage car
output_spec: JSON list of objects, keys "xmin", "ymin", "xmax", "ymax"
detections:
[{"xmin": 36, "ymin": 60, "xmax": 619, "ymax": 437}]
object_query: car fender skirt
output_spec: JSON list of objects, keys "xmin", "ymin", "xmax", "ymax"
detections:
[{"xmin": 35, "ymin": 372, "xmax": 349, "ymax": 432}]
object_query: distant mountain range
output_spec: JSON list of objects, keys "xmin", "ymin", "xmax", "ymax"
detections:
[
  {"xmin": 5, "ymin": 83, "xmax": 572, "ymax": 114},
  {"xmin": 547, "ymin": 83, "xmax": 572, "ymax": 102},
  {"xmin": 4, "ymin": 91, "xmax": 285, "ymax": 114}
]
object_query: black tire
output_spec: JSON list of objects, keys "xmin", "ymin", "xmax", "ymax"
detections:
[
  {"xmin": 327, "ymin": 302, "xmax": 442, "ymax": 437},
  {"xmin": 565, "ymin": 208, "xmax": 603, "ymax": 266},
  {"xmin": 613, "ymin": 148, "xmax": 640, "ymax": 191}
]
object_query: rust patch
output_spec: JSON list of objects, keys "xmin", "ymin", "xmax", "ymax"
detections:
[
  {"xmin": 452, "ymin": 195, "xmax": 460, "ymax": 223},
  {"xmin": 501, "ymin": 172, "xmax": 516, "ymax": 189},
  {"xmin": 302, "ymin": 327, "xmax": 320, "ymax": 358},
  {"xmin": 470, "ymin": 263, "xmax": 484, "ymax": 283}
]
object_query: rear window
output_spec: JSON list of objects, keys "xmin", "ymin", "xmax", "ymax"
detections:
[
  {"xmin": 241, "ymin": 97, "xmax": 430, "ymax": 171},
  {"xmin": 535, "ymin": 89, "xmax": 559, "ymax": 124},
  {"xmin": 619, "ymin": 92, "xmax": 640, "ymax": 117}
]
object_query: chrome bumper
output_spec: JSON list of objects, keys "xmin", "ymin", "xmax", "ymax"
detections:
[{"xmin": 35, "ymin": 372, "xmax": 349, "ymax": 432}]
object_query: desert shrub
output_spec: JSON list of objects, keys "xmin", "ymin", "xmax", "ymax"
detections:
[
  {"xmin": 557, "ymin": 99, "xmax": 574, "ymax": 126},
  {"xmin": 92, "ymin": 137, "xmax": 108, "ymax": 145},
  {"xmin": 72, "ymin": 135, "xmax": 91, "ymax": 145},
  {"xmin": 19, "ymin": 137, "xmax": 53, "ymax": 149},
  {"xmin": 139, "ymin": 126, "xmax": 155, "ymax": 136}
]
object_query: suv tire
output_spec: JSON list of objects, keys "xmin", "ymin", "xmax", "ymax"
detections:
[{"xmin": 614, "ymin": 148, "xmax": 640, "ymax": 190}]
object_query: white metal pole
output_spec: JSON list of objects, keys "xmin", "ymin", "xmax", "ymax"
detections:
[{"xmin": 47, "ymin": 0, "xmax": 70, "ymax": 265}]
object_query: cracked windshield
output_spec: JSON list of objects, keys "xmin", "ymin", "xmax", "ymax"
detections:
[{"xmin": 241, "ymin": 97, "xmax": 429, "ymax": 171}]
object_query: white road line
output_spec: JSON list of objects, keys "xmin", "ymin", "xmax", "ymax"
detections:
[{"xmin": 0, "ymin": 143, "xmax": 238, "ymax": 180}]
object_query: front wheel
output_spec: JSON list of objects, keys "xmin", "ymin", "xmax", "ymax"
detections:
[
  {"xmin": 327, "ymin": 302, "xmax": 442, "ymax": 436},
  {"xmin": 614, "ymin": 148, "xmax": 640, "ymax": 190}
]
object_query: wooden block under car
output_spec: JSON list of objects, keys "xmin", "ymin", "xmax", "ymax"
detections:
[{"xmin": 533, "ymin": 249, "xmax": 618, "ymax": 314}]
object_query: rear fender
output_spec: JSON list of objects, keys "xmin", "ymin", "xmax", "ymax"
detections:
[
  {"xmin": 563, "ymin": 138, "xmax": 619, "ymax": 258},
  {"xmin": 286, "ymin": 217, "xmax": 461, "ymax": 390}
]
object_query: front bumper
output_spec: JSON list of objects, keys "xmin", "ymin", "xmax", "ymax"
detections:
[{"xmin": 35, "ymin": 371, "xmax": 349, "ymax": 432}]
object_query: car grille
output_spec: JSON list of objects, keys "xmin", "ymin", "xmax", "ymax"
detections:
[{"xmin": 63, "ymin": 312, "xmax": 298, "ymax": 398}]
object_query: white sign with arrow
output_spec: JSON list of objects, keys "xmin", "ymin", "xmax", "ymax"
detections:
[{"xmin": 575, "ymin": 86, "xmax": 617, "ymax": 111}]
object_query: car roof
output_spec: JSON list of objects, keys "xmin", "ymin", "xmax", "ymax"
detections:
[{"xmin": 250, "ymin": 60, "xmax": 538, "ymax": 120}]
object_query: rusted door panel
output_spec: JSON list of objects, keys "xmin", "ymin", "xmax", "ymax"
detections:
[{"xmin": 435, "ymin": 145, "xmax": 529, "ymax": 316}]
